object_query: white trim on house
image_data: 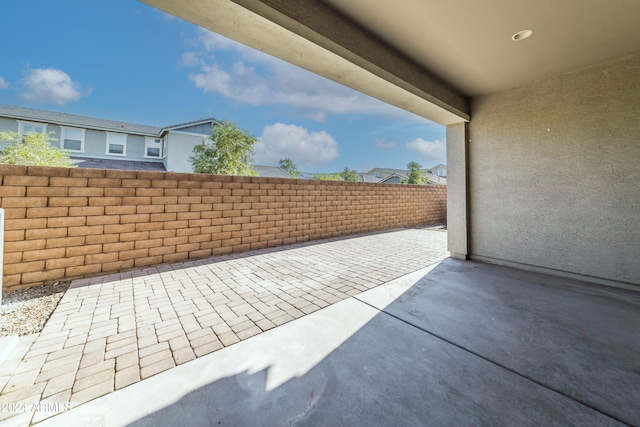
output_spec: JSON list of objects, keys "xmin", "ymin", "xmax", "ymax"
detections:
[
  {"xmin": 106, "ymin": 132, "xmax": 127, "ymax": 156},
  {"xmin": 144, "ymin": 136, "xmax": 165, "ymax": 159},
  {"xmin": 168, "ymin": 130, "xmax": 210, "ymax": 138},
  {"xmin": 60, "ymin": 126, "xmax": 86, "ymax": 153},
  {"xmin": 163, "ymin": 118, "xmax": 219, "ymax": 131},
  {"xmin": 17, "ymin": 120, "xmax": 47, "ymax": 135}
]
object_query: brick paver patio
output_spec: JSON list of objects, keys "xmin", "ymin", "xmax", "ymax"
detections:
[{"xmin": 0, "ymin": 228, "xmax": 447, "ymax": 424}]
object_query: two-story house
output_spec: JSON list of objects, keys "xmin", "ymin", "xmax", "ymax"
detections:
[{"xmin": 0, "ymin": 104, "xmax": 218, "ymax": 173}]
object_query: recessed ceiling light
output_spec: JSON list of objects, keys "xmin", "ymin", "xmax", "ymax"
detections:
[{"xmin": 512, "ymin": 29, "xmax": 533, "ymax": 41}]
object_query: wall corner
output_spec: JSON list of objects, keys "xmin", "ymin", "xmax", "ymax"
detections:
[{"xmin": 446, "ymin": 122, "xmax": 470, "ymax": 259}]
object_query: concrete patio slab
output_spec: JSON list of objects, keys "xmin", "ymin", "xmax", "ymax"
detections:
[
  {"xmin": 37, "ymin": 261, "xmax": 628, "ymax": 426},
  {"xmin": 358, "ymin": 259, "xmax": 640, "ymax": 426}
]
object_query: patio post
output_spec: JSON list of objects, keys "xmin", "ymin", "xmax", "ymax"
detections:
[{"xmin": 446, "ymin": 122, "xmax": 470, "ymax": 260}]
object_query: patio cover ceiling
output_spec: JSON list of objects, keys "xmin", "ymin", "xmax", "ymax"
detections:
[
  {"xmin": 142, "ymin": 0, "xmax": 640, "ymax": 124},
  {"xmin": 322, "ymin": 0, "xmax": 640, "ymax": 97}
]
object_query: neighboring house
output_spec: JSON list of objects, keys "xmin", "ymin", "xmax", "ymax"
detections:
[
  {"xmin": 369, "ymin": 166, "xmax": 447, "ymax": 185},
  {"xmin": 252, "ymin": 165, "xmax": 295, "ymax": 178},
  {"xmin": 425, "ymin": 174, "xmax": 446, "ymax": 185},
  {"xmin": 358, "ymin": 173, "xmax": 381, "ymax": 183},
  {"xmin": 368, "ymin": 167, "xmax": 408, "ymax": 180},
  {"xmin": 378, "ymin": 172, "xmax": 406, "ymax": 184},
  {"xmin": 296, "ymin": 171, "xmax": 378, "ymax": 182},
  {"xmin": 427, "ymin": 164, "xmax": 447, "ymax": 178},
  {"xmin": 295, "ymin": 169, "xmax": 445, "ymax": 184},
  {"xmin": 0, "ymin": 104, "xmax": 447, "ymax": 183},
  {"xmin": 0, "ymin": 103, "xmax": 218, "ymax": 173}
]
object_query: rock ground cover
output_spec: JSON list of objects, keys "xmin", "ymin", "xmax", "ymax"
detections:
[{"xmin": 0, "ymin": 282, "xmax": 70, "ymax": 337}]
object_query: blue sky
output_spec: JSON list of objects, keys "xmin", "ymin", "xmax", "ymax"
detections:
[{"xmin": 0, "ymin": 0, "xmax": 446, "ymax": 173}]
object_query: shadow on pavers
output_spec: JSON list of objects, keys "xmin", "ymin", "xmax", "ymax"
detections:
[{"xmin": 130, "ymin": 259, "xmax": 639, "ymax": 426}]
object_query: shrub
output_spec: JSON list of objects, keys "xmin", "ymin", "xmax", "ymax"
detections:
[{"xmin": 0, "ymin": 131, "xmax": 75, "ymax": 168}]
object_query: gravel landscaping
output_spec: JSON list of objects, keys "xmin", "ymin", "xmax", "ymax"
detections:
[{"xmin": 0, "ymin": 281, "xmax": 70, "ymax": 337}]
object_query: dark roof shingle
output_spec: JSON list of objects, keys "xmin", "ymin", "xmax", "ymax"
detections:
[
  {"xmin": 71, "ymin": 157, "xmax": 166, "ymax": 171},
  {"xmin": 0, "ymin": 104, "xmax": 162, "ymax": 136}
]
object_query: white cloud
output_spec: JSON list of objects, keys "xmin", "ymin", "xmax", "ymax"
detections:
[
  {"xmin": 406, "ymin": 138, "xmax": 446, "ymax": 161},
  {"xmin": 255, "ymin": 123, "xmax": 339, "ymax": 167},
  {"xmin": 179, "ymin": 51, "xmax": 203, "ymax": 68},
  {"xmin": 190, "ymin": 62, "xmax": 269, "ymax": 107},
  {"xmin": 375, "ymin": 139, "xmax": 396, "ymax": 149},
  {"xmin": 197, "ymin": 29, "xmax": 242, "ymax": 51},
  {"xmin": 20, "ymin": 68, "xmax": 88, "ymax": 105},
  {"xmin": 184, "ymin": 29, "xmax": 423, "ymax": 122},
  {"xmin": 0, "ymin": 77, "xmax": 9, "ymax": 90}
]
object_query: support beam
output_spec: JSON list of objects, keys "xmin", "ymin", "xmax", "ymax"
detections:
[
  {"xmin": 446, "ymin": 122, "xmax": 469, "ymax": 259},
  {"xmin": 142, "ymin": 0, "xmax": 469, "ymax": 125}
]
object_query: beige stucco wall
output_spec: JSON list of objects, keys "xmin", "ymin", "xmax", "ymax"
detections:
[
  {"xmin": 468, "ymin": 53, "xmax": 640, "ymax": 285},
  {"xmin": 446, "ymin": 122, "xmax": 468, "ymax": 259}
]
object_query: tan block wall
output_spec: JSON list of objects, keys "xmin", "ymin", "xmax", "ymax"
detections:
[{"xmin": 0, "ymin": 164, "xmax": 446, "ymax": 291}]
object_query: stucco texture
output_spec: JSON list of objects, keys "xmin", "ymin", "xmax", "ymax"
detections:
[
  {"xmin": 446, "ymin": 122, "xmax": 468, "ymax": 259},
  {"xmin": 469, "ymin": 53, "xmax": 640, "ymax": 285}
]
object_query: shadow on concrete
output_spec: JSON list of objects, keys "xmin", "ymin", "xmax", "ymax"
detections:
[{"xmin": 126, "ymin": 259, "xmax": 639, "ymax": 426}]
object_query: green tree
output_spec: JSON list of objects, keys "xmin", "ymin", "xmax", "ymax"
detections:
[
  {"xmin": 278, "ymin": 158, "xmax": 300, "ymax": 178},
  {"xmin": 189, "ymin": 120, "xmax": 257, "ymax": 176},
  {"xmin": 0, "ymin": 131, "xmax": 75, "ymax": 168},
  {"xmin": 313, "ymin": 172, "xmax": 342, "ymax": 181},
  {"xmin": 339, "ymin": 167, "xmax": 359, "ymax": 182},
  {"xmin": 401, "ymin": 161, "xmax": 425, "ymax": 184}
]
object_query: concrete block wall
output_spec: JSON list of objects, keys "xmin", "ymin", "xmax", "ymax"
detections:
[{"xmin": 0, "ymin": 164, "xmax": 446, "ymax": 291}]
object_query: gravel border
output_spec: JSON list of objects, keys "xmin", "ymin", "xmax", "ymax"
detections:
[{"xmin": 0, "ymin": 282, "xmax": 70, "ymax": 337}]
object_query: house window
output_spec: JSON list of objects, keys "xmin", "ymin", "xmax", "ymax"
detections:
[
  {"xmin": 106, "ymin": 132, "xmax": 127, "ymax": 156},
  {"xmin": 438, "ymin": 169, "xmax": 446, "ymax": 177},
  {"xmin": 145, "ymin": 137, "xmax": 164, "ymax": 158},
  {"xmin": 18, "ymin": 121, "xmax": 47, "ymax": 135},
  {"xmin": 60, "ymin": 127, "xmax": 85, "ymax": 152}
]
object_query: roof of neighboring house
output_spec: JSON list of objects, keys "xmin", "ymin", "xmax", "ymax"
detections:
[
  {"xmin": 0, "ymin": 103, "xmax": 162, "ymax": 136},
  {"xmin": 0, "ymin": 103, "xmax": 219, "ymax": 137},
  {"xmin": 71, "ymin": 157, "xmax": 166, "ymax": 171},
  {"xmin": 378, "ymin": 171, "xmax": 447, "ymax": 185},
  {"xmin": 163, "ymin": 118, "xmax": 220, "ymax": 132},
  {"xmin": 359, "ymin": 173, "xmax": 380, "ymax": 183},
  {"xmin": 428, "ymin": 163, "xmax": 446, "ymax": 170},
  {"xmin": 370, "ymin": 165, "xmax": 447, "ymax": 173},
  {"xmin": 298, "ymin": 172, "xmax": 315, "ymax": 180},
  {"xmin": 379, "ymin": 173, "xmax": 407, "ymax": 183},
  {"xmin": 253, "ymin": 165, "xmax": 294, "ymax": 178},
  {"xmin": 370, "ymin": 165, "xmax": 447, "ymax": 180},
  {"xmin": 367, "ymin": 167, "xmax": 409, "ymax": 178}
]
